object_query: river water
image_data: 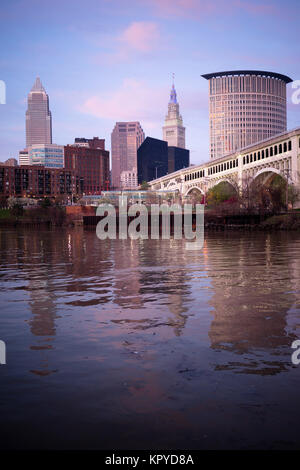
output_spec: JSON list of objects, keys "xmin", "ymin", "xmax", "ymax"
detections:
[{"xmin": 0, "ymin": 227, "xmax": 300, "ymax": 449}]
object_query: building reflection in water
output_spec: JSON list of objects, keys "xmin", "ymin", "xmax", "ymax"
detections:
[
  {"xmin": 206, "ymin": 233, "xmax": 300, "ymax": 375},
  {"xmin": 1, "ymin": 228, "xmax": 299, "ymax": 378}
]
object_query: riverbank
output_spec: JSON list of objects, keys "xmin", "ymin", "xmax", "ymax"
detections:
[
  {"xmin": 204, "ymin": 212, "xmax": 300, "ymax": 231},
  {"xmin": 1, "ymin": 207, "xmax": 300, "ymax": 231}
]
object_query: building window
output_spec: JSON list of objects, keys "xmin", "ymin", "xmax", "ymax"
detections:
[{"xmin": 288, "ymin": 140, "xmax": 292, "ymax": 151}]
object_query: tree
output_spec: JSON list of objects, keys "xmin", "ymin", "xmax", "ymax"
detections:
[
  {"xmin": 206, "ymin": 181, "xmax": 238, "ymax": 214},
  {"xmin": 288, "ymin": 185, "xmax": 300, "ymax": 209},
  {"xmin": 140, "ymin": 181, "xmax": 150, "ymax": 190}
]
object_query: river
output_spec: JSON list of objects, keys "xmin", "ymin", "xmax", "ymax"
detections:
[{"xmin": 0, "ymin": 227, "xmax": 299, "ymax": 449}]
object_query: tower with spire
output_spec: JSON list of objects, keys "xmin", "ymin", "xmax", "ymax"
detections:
[
  {"xmin": 25, "ymin": 77, "xmax": 52, "ymax": 147},
  {"xmin": 162, "ymin": 78, "xmax": 185, "ymax": 149}
]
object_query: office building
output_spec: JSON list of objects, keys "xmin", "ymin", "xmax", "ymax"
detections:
[
  {"xmin": 111, "ymin": 122, "xmax": 145, "ymax": 189},
  {"xmin": 120, "ymin": 168, "xmax": 138, "ymax": 190},
  {"xmin": 137, "ymin": 137, "xmax": 169, "ymax": 184},
  {"xmin": 0, "ymin": 164, "xmax": 83, "ymax": 198},
  {"xmin": 19, "ymin": 150, "xmax": 30, "ymax": 166},
  {"xmin": 162, "ymin": 81, "xmax": 185, "ymax": 149},
  {"xmin": 26, "ymin": 77, "xmax": 52, "ymax": 147},
  {"xmin": 73, "ymin": 137, "xmax": 105, "ymax": 149},
  {"xmin": 202, "ymin": 70, "xmax": 292, "ymax": 159},
  {"xmin": 64, "ymin": 139, "xmax": 110, "ymax": 194},
  {"xmin": 28, "ymin": 144, "xmax": 64, "ymax": 168},
  {"xmin": 138, "ymin": 137, "xmax": 190, "ymax": 184},
  {"xmin": 167, "ymin": 146, "xmax": 189, "ymax": 173}
]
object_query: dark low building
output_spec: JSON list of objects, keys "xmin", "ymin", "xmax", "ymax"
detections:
[
  {"xmin": 167, "ymin": 146, "xmax": 189, "ymax": 174},
  {"xmin": 137, "ymin": 137, "xmax": 190, "ymax": 184},
  {"xmin": 137, "ymin": 137, "xmax": 168, "ymax": 184},
  {"xmin": 0, "ymin": 164, "xmax": 83, "ymax": 198}
]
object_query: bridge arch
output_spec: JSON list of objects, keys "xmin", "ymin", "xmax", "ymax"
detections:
[
  {"xmin": 166, "ymin": 180, "xmax": 179, "ymax": 190},
  {"xmin": 252, "ymin": 167, "xmax": 288, "ymax": 182},
  {"xmin": 184, "ymin": 186, "xmax": 205, "ymax": 197},
  {"xmin": 208, "ymin": 177, "xmax": 239, "ymax": 192}
]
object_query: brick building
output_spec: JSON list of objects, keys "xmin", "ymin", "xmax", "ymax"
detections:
[
  {"xmin": 0, "ymin": 165, "xmax": 83, "ymax": 198},
  {"xmin": 64, "ymin": 141, "xmax": 109, "ymax": 195}
]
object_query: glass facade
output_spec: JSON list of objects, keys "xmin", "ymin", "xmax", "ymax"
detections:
[
  {"xmin": 29, "ymin": 144, "xmax": 64, "ymax": 168},
  {"xmin": 137, "ymin": 137, "xmax": 169, "ymax": 183}
]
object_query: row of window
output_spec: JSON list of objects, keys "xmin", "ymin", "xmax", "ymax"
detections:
[
  {"xmin": 243, "ymin": 140, "xmax": 292, "ymax": 164},
  {"xmin": 208, "ymin": 159, "xmax": 239, "ymax": 176},
  {"xmin": 184, "ymin": 169, "xmax": 205, "ymax": 181},
  {"xmin": 210, "ymin": 76, "xmax": 286, "ymax": 97}
]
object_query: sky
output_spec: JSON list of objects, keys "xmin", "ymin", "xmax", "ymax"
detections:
[{"xmin": 0, "ymin": 0, "xmax": 300, "ymax": 165}]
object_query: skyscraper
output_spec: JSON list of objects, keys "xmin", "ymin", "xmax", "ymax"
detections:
[
  {"xmin": 26, "ymin": 77, "xmax": 52, "ymax": 147},
  {"xmin": 202, "ymin": 70, "xmax": 292, "ymax": 160},
  {"xmin": 162, "ymin": 81, "xmax": 185, "ymax": 149},
  {"xmin": 111, "ymin": 122, "xmax": 145, "ymax": 189}
]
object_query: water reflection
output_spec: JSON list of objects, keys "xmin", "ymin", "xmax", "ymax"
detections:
[
  {"xmin": 206, "ymin": 233, "xmax": 300, "ymax": 374},
  {"xmin": 1, "ymin": 228, "xmax": 300, "ymax": 449}
]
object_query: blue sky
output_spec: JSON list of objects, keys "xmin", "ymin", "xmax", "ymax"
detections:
[{"xmin": 0, "ymin": 0, "xmax": 300, "ymax": 165}]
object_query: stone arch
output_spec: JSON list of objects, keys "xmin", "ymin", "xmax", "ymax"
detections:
[
  {"xmin": 184, "ymin": 186, "xmax": 205, "ymax": 197},
  {"xmin": 253, "ymin": 167, "xmax": 287, "ymax": 182},
  {"xmin": 167, "ymin": 180, "xmax": 179, "ymax": 190},
  {"xmin": 208, "ymin": 177, "xmax": 239, "ymax": 192}
]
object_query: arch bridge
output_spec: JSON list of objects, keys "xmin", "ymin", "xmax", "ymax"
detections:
[{"xmin": 148, "ymin": 127, "xmax": 300, "ymax": 206}]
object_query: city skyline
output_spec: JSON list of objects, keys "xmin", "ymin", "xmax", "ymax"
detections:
[{"xmin": 0, "ymin": 0, "xmax": 300, "ymax": 165}]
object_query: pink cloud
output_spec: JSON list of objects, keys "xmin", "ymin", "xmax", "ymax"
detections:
[
  {"xmin": 119, "ymin": 21, "xmax": 160, "ymax": 53},
  {"xmin": 79, "ymin": 79, "xmax": 166, "ymax": 126},
  {"xmin": 91, "ymin": 21, "xmax": 162, "ymax": 64}
]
